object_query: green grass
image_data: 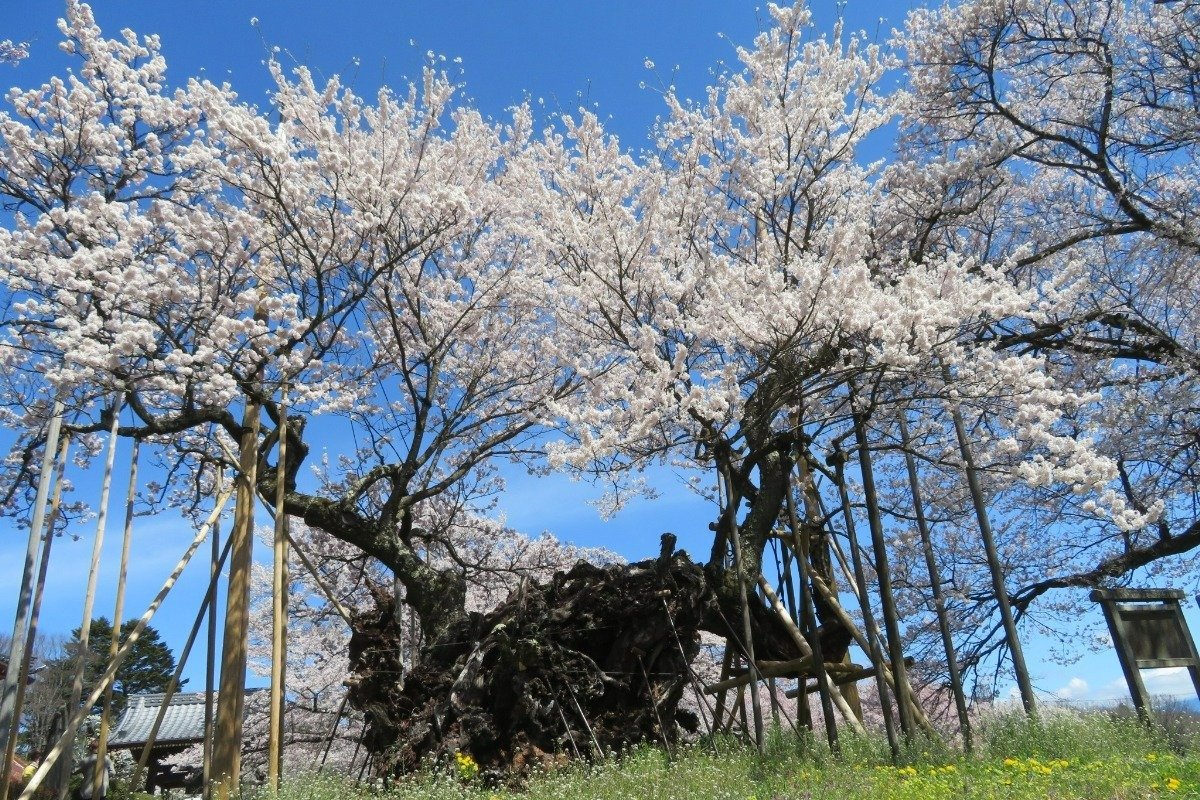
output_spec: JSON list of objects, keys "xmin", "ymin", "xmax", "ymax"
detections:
[{"xmin": 257, "ymin": 709, "xmax": 1200, "ymax": 799}]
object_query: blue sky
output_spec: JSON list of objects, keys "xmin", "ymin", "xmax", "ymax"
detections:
[{"xmin": 2, "ymin": 0, "xmax": 1199, "ymax": 712}]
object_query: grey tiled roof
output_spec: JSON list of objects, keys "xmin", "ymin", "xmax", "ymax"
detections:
[{"xmin": 108, "ymin": 692, "xmax": 210, "ymax": 748}]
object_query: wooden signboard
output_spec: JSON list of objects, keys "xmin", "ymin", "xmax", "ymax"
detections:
[{"xmin": 1090, "ymin": 588, "xmax": 1200, "ymax": 717}]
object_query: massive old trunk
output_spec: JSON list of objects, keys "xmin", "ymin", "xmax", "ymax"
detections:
[{"xmin": 345, "ymin": 535, "xmax": 851, "ymax": 779}]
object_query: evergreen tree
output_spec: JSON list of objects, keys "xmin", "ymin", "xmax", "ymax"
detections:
[{"xmin": 60, "ymin": 618, "xmax": 180, "ymax": 715}]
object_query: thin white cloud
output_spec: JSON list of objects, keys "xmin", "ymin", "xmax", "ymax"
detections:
[
  {"xmin": 1142, "ymin": 667, "xmax": 1197, "ymax": 698},
  {"xmin": 1053, "ymin": 676, "xmax": 1089, "ymax": 700}
]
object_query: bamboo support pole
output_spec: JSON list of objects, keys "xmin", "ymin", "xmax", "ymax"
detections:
[
  {"xmin": 565, "ymin": 683, "xmax": 605, "ymax": 757},
  {"xmin": 130, "ymin": 533, "xmax": 235, "ymax": 792},
  {"xmin": 898, "ymin": 414, "xmax": 972, "ymax": 750},
  {"xmin": 757, "ymin": 579, "xmax": 867, "ymax": 737},
  {"xmin": 268, "ymin": 390, "xmax": 289, "ymax": 792},
  {"xmin": 212, "ymin": 397, "xmax": 262, "ymax": 799},
  {"xmin": 203, "ymin": 469, "xmax": 223, "ymax": 800},
  {"xmin": 1, "ymin": 434, "xmax": 70, "ymax": 800},
  {"xmin": 660, "ymin": 598, "xmax": 719, "ymax": 753},
  {"xmin": 18, "ymin": 489, "xmax": 233, "ymax": 800},
  {"xmin": 252, "ymin": 483, "xmax": 354, "ymax": 626},
  {"xmin": 637, "ymin": 655, "xmax": 673, "ymax": 758},
  {"xmin": 94, "ymin": 439, "xmax": 139, "ymax": 800},
  {"xmin": 59, "ymin": 404, "xmax": 121, "ymax": 800},
  {"xmin": 0, "ymin": 404, "xmax": 64, "ymax": 785}
]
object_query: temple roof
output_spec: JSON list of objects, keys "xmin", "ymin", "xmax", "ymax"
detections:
[{"xmin": 108, "ymin": 692, "xmax": 210, "ymax": 749}]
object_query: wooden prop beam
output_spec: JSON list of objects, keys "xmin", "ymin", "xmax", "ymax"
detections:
[
  {"xmin": 786, "ymin": 460, "xmax": 842, "ymax": 747},
  {"xmin": 832, "ymin": 461, "xmax": 902, "ymax": 757},
  {"xmin": 203, "ymin": 469, "xmax": 223, "ymax": 800},
  {"xmin": 852, "ymin": 410, "xmax": 916, "ymax": 738},
  {"xmin": 757, "ymin": 578, "xmax": 867, "ymax": 737},
  {"xmin": 212, "ymin": 398, "xmax": 262, "ymax": 799},
  {"xmin": 721, "ymin": 463, "xmax": 764, "ymax": 752},
  {"xmin": 804, "ymin": 569, "xmax": 938, "ymax": 737},
  {"xmin": 899, "ymin": 414, "xmax": 972, "ymax": 750},
  {"xmin": 785, "ymin": 658, "xmax": 915, "ymax": 697},
  {"xmin": 704, "ymin": 656, "xmax": 814, "ymax": 694},
  {"xmin": 268, "ymin": 391, "xmax": 289, "ymax": 792}
]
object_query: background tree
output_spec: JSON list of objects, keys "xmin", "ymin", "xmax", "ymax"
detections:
[
  {"xmin": 889, "ymin": 0, "xmax": 1200, "ymax": 684},
  {"xmin": 1, "ymin": 634, "xmax": 72, "ymax": 755},
  {"xmin": 60, "ymin": 619, "xmax": 178, "ymax": 716}
]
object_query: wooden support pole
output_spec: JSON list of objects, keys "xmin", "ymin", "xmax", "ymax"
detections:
[
  {"xmin": 0, "ymin": 404, "xmax": 64, "ymax": 785},
  {"xmin": 317, "ymin": 694, "xmax": 349, "ymax": 772},
  {"xmin": 778, "ymin": 544, "xmax": 812, "ymax": 730},
  {"xmin": 730, "ymin": 533, "xmax": 765, "ymax": 751},
  {"xmin": 565, "ymin": 683, "xmax": 605, "ymax": 758},
  {"xmin": 268, "ymin": 390, "xmax": 289, "ymax": 792},
  {"xmin": 660, "ymin": 598, "xmax": 719, "ymax": 753},
  {"xmin": 19, "ymin": 490, "xmax": 233, "ymax": 800},
  {"xmin": 786, "ymin": 464, "xmax": 840, "ymax": 750},
  {"xmin": 250, "ymin": 472, "xmax": 354, "ymax": 626},
  {"xmin": 852, "ymin": 410, "xmax": 916, "ymax": 740},
  {"xmin": 704, "ymin": 656, "xmax": 815, "ymax": 693},
  {"xmin": 757, "ymin": 578, "xmax": 867, "ymax": 737},
  {"xmin": 947, "ymin": 397, "xmax": 1037, "ymax": 717},
  {"xmin": 212, "ymin": 398, "xmax": 262, "ymax": 799},
  {"xmin": 833, "ymin": 454, "xmax": 901, "ymax": 758},
  {"xmin": 712, "ymin": 644, "xmax": 734, "ymax": 732},
  {"xmin": 720, "ymin": 464, "xmax": 764, "ymax": 751},
  {"xmin": 786, "ymin": 658, "xmax": 916, "ymax": 696},
  {"xmin": 803, "ymin": 569, "xmax": 938, "ymax": 737},
  {"xmin": 898, "ymin": 414, "xmax": 972, "ymax": 750}
]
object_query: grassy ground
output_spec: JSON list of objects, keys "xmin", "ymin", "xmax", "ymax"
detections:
[{"xmin": 259, "ymin": 709, "xmax": 1200, "ymax": 800}]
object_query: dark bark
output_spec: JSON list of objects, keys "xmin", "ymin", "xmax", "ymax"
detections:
[{"xmin": 345, "ymin": 537, "xmax": 850, "ymax": 780}]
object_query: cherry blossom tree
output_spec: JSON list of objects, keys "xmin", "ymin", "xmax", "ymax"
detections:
[
  {"xmin": 3, "ymin": 0, "xmax": 1198, "ymax": 775},
  {"xmin": 889, "ymin": 0, "xmax": 1200, "ymax": 683}
]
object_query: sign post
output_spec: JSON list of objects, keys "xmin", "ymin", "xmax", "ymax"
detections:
[{"xmin": 1091, "ymin": 588, "xmax": 1200, "ymax": 719}]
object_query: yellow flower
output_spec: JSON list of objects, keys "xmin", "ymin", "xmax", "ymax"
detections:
[
  {"xmin": 1003, "ymin": 758, "xmax": 1020, "ymax": 767},
  {"xmin": 1166, "ymin": 777, "xmax": 1182, "ymax": 792},
  {"xmin": 453, "ymin": 750, "xmax": 479, "ymax": 782},
  {"xmin": 1146, "ymin": 753, "xmax": 1159, "ymax": 762}
]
